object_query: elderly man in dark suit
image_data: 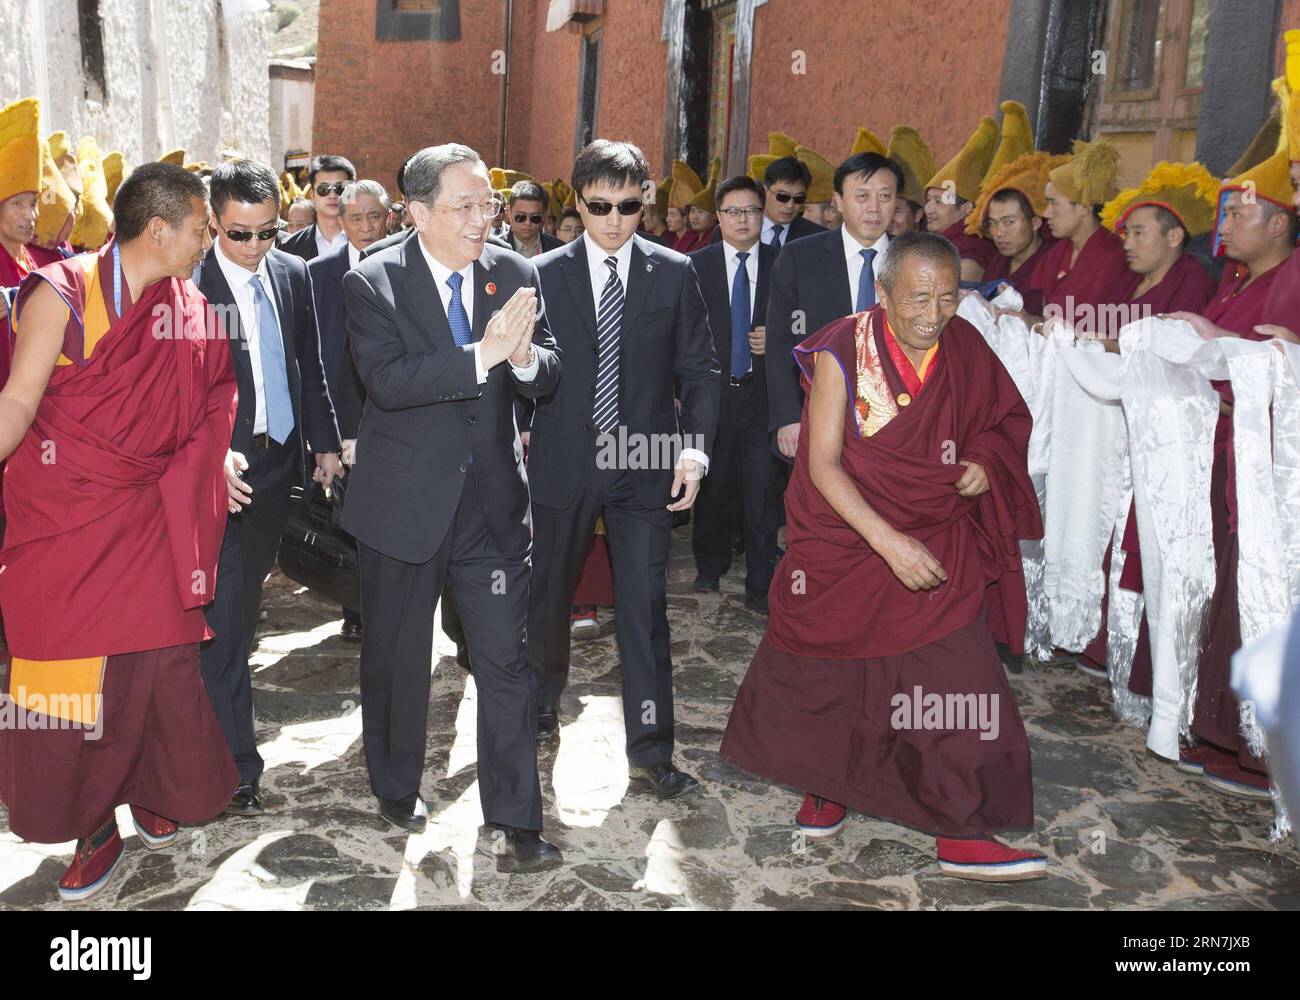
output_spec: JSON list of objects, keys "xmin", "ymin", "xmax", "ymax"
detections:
[
  {"xmin": 196, "ymin": 159, "xmax": 343, "ymax": 817},
  {"xmin": 527, "ymin": 140, "xmax": 720, "ymax": 798},
  {"xmin": 341, "ymin": 143, "xmax": 562, "ymax": 872},
  {"xmin": 689, "ymin": 175, "xmax": 780, "ymax": 612},
  {"xmin": 766, "ymin": 152, "xmax": 902, "ymax": 461}
]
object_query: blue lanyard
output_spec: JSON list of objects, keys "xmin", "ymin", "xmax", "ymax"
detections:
[{"xmin": 111, "ymin": 241, "xmax": 122, "ymax": 317}]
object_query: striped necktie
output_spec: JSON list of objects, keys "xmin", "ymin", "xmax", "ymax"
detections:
[{"xmin": 593, "ymin": 256, "xmax": 623, "ymax": 433}]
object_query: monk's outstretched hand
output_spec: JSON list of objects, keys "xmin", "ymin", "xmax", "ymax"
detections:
[
  {"xmin": 954, "ymin": 460, "xmax": 989, "ymax": 497},
  {"xmin": 874, "ymin": 527, "xmax": 947, "ymax": 592}
]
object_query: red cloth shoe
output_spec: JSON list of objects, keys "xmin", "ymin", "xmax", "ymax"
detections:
[
  {"xmin": 130, "ymin": 805, "xmax": 179, "ymax": 849},
  {"xmin": 1202, "ymin": 763, "xmax": 1272, "ymax": 800},
  {"xmin": 58, "ymin": 816, "xmax": 125, "ymax": 903},
  {"xmin": 795, "ymin": 793, "xmax": 846, "ymax": 838},
  {"xmin": 935, "ymin": 836, "xmax": 1047, "ymax": 882},
  {"xmin": 1176, "ymin": 743, "xmax": 1234, "ymax": 776},
  {"xmin": 570, "ymin": 605, "xmax": 599, "ymax": 640}
]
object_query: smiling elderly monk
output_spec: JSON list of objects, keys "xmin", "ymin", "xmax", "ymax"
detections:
[{"xmin": 721, "ymin": 230, "xmax": 1048, "ymax": 882}]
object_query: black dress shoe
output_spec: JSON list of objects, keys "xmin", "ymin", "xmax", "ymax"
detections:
[
  {"xmin": 378, "ymin": 794, "xmax": 429, "ymax": 833},
  {"xmin": 496, "ymin": 827, "xmax": 563, "ymax": 874},
  {"xmin": 693, "ymin": 576, "xmax": 720, "ymax": 593},
  {"xmin": 536, "ymin": 705, "xmax": 559, "ymax": 741},
  {"xmin": 226, "ymin": 782, "xmax": 264, "ymax": 817},
  {"xmin": 628, "ymin": 762, "xmax": 701, "ymax": 800},
  {"xmin": 744, "ymin": 590, "xmax": 769, "ymax": 614},
  {"xmin": 340, "ymin": 620, "xmax": 363, "ymax": 641}
]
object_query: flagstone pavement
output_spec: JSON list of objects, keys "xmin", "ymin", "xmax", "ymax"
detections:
[{"xmin": 3, "ymin": 528, "xmax": 1298, "ymax": 911}]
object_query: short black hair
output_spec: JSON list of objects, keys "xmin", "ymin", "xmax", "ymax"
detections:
[
  {"xmin": 571, "ymin": 140, "xmax": 650, "ymax": 200},
  {"xmin": 763, "ymin": 156, "xmax": 811, "ymax": 189},
  {"xmin": 113, "ymin": 162, "xmax": 207, "ymax": 243},
  {"xmin": 309, "ymin": 154, "xmax": 356, "ymax": 184},
  {"xmin": 509, "ymin": 179, "xmax": 549, "ymax": 210},
  {"xmin": 834, "ymin": 152, "xmax": 904, "ymax": 197},
  {"xmin": 1258, "ymin": 199, "xmax": 1300, "ymax": 244},
  {"xmin": 208, "ymin": 159, "xmax": 281, "ymax": 219},
  {"xmin": 1147, "ymin": 205, "xmax": 1189, "ymax": 250},
  {"xmin": 560, "ymin": 206, "xmax": 582, "ymax": 224},
  {"xmin": 988, "ymin": 188, "xmax": 1036, "ymax": 222},
  {"xmin": 716, "ymin": 174, "xmax": 764, "ymax": 208}
]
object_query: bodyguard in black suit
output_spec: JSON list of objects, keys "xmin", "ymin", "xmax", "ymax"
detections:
[
  {"xmin": 527, "ymin": 140, "xmax": 720, "ymax": 799},
  {"xmin": 766, "ymin": 152, "xmax": 902, "ymax": 461},
  {"xmin": 341, "ymin": 145, "xmax": 562, "ymax": 872},
  {"xmin": 505, "ymin": 179, "xmax": 564, "ymax": 259},
  {"xmin": 197, "ymin": 161, "xmax": 343, "ymax": 816},
  {"xmin": 277, "ymin": 153, "xmax": 356, "ymax": 262},
  {"xmin": 709, "ymin": 155, "xmax": 825, "ymax": 249},
  {"xmin": 689, "ymin": 176, "xmax": 780, "ymax": 612}
]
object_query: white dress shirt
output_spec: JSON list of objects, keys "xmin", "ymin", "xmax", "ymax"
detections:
[
  {"xmin": 762, "ymin": 216, "xmax": 788, "ymax": 247},
  {"xmin": 314, "ymin": 224, "xmax": 349, "ymax": 259},
  {"xmin": 347, "ymin": 241, "xmax": 362, "ymax": 270},
  {"xmin": 580, "ymin": 232, "xmax": 709, "ymax": 472},
  {"xmin": 842, "ymin": 227, "xmax": 890, "ymax": 307},
  {"xmin": 214, "ymin": 239, "xmax": 284, "ymax": 436},
  {"xmin": 417, "ymin": 237, "xmax": 538, "ymax": 384},
  {"xmin": 722, "ymin": 239, "xmax": 759, "ymax": 375}
]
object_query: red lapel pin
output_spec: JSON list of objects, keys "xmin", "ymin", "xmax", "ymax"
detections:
[{"xmin": 485, "ymin": 282, "xmax": 497, "ymax": 295}]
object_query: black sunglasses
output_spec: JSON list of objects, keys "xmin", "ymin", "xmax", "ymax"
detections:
[
  {"xmin": 581, "ymin": 196, "xmax": 644, "ymax": 217},
  {"xmin": 772, "ymin": 191, "xmax": 807, "ymax": 204},
  {"xmin": 315, "ymin": 183, "xmax": 347, "ymax": 197},
  {"xmin": 220, "ymin": 221, "xmax": 285, "ymax": 242},
  {"xmin": 513, "ymin": 212, "xmax": 544, "ymax": 225}
]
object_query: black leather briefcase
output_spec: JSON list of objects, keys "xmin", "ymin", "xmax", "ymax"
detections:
[{"xmin": 276, "ymin": 480, "xmax": 361, "ymax": 611}]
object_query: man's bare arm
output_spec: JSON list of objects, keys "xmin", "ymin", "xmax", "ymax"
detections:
[{"xmin": 0, "ymin": 282, "xmax": 68, "ymax": 461}]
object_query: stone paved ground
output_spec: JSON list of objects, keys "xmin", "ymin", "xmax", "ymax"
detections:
[{"xmin": 2, "ymin": 528, "xmax": 1298, "ymax": 910}]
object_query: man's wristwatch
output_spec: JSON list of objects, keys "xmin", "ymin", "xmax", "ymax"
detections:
[{"xmin": 514, "ymin": 344, "xmax": 536, "ymax": 369}]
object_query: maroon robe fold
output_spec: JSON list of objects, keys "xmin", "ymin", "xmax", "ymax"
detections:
[
  {"xmin": 981, "ymin": 234, "xmax": 1056, "ymax": 285},
  {"xmin": 1030, "ymin": 227, "xmax": 1129, "ymax": 329},
  {"xmin": 941, "ymin": 220, "xmax": 997, "ymax": 268},
  {"xmin": 0, "ymin": 246, "xmax": 237, "ymax": 659},
  {"xmin": 1261, "ymin": 246, "xmax": 1300, "ymax": 328}
]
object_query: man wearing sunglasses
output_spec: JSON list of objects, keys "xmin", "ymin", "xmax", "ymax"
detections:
[
  {"xmin": 507, "ymin": 179, "xmax": 563, "ymax": 260},
  {"xmin": 527, "ymin": 140, "xmax": 720, "ymax": 800},
  {"xmin": 278, "ymin": 153, "xmax": 356, "ymax": 262},
  {"xmin": 196, "ymin": 159, "xmax": 342, "ymax": 818},
  {"xmin": 710, "ymin": 156, "xmax": 825, "ymax": 252}
]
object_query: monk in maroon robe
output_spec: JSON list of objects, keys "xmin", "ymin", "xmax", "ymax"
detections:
[
  {"xmin": 721, "ymin": 232, "xmax": 1047, "ymax": 882},
  {"xmin": 1161, "ymin": 188, "xmax": 1297, "ymax": 797},
  {"xmin": 0, "ymin": 162, "xmax": 238, "ymax": 903}
]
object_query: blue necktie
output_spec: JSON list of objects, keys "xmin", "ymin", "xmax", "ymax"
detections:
[
  {"xmin": 593, "ymin": 256, "xmax": 624, "ymax": 433},
  {"xmin": 770, "ymin": 224, "xmax": 784, "ymax": 251},
  {"xmin": 251, "ymin": 274, "xmax": 294, "ymax": 444},
  {"xmin": 446, "ymin": 271, "xmax": 472, "ymax": 347},
  {"xmin": 856, "ymin": 247, "xmax": 878, "ymax": 312},
  {"xmin": 730, "ymin": 251, "xmax": 751, "ymax": 378}
]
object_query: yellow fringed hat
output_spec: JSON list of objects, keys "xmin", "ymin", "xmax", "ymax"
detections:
[
  {"xmin": 967, "ymin": 150, "xmax": 1070, "ymax": 235},
  {"xmin": 1101, "ymin": 161, "xmax": 1219, "ymax": 238},
  {"xmin": 850, "ymin": 127, "xmax": 887, "ymax": 157},
  {"xmin": 926, "ymin": 116, "xmax": 998, "ymax": 204},
  {"xmin": 748, "ymin": 154, "xmax": 778, "ymax": 183},
  {"xmin": 0, "ymin": 98, "xmax": 42, "ymax": 204},
  {"xmin": 768, "ymin": 132, "xmax": 799, "ymax": 158},
  {"xmin": 669, "ymin": 159, "xmax": 703, "ymax": 209},
  {"xmin": 103, "ymin": 152, "xmax": 125, "ymax": 203},
  {"xmin": 795, "ymin": 145, "xmax": 835, "ymax": 202},
  {"xmin": 1048, "ymin": 138, "xmax": 1121, "ymax": 206},
  {"xmin": 1220, "ymin": 146, "xmax": 1294, "ymax": 210},
  {"xmin": 887, "ymin": 126, "xmax": 935, "ymax": 206},
  {"xmin": 48, "ymin": 130, "xmax": 72, "ymax": 165},
  {"xmin": 70, "ymin": 136, "xmax": 112, "ymax": 250},
  {"xmin": 984, "ymin": 101, "xmax": 1034, "ymax": 184},
  {"xmin": 34, "ymin": 138, "xmax": 76, "ymax": 247},
  {"xmin": 159, "ymin": 148, "xmax": 186, "ymax": 166},
  {"xmin": 687, "ymin": 157, "xmax": 721, "ymax": 213},
  {"xmin": 1286, "ymin": 29, "xmax": 1300, "ymax": 162}
]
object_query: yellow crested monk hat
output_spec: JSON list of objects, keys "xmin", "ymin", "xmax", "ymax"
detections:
[
  {"xmin": 159, "ymin": 148, "xmax": 186, "ymax": 166},
  {"xmin": 0, "ymin": 98, "xmax": 42, "ymax": 204},
  {"xmin": 768, "ymin": 132, "xmax": 800, "ymax": 158},
  {"xmin": 34, "ymin": 137, "xmax": 77, "ymax": 246},
  {"xmin": 1101, "ymin": 161, "xmax": 1219, "ymax": 238},
  {"xmin": 926, "ymin": 115, "xmax": 998, "ymax": 204},
  {"xmin": 1288, "ymin": 28, "xmax": 1300, "ymax": 163},
  {"xmin": 687, "ymin": 157, "xmax": 721, "ymax": 213},
  {"xmin": 967, "ymin": 150, "xmax": 1070, "ymax": 235},
  {"xmin": 70, "ymin": 136, "xmax": 112, "ymax": 250},
  {"xmin": 887, "ymin": 126, "xmax": 935, "ymax": 207},
  {"xmin": 795, "ymin": 144, "xmax": 835, "ymax": 202},
  {"xmin": 850, "ymin": 126, "xmax": 887, "ymax": 157},
  {"xmin": 102, "ymin": 151, "xmax": 125, "ymax": 203},
  {"xmin": 984, "ymin": 100, "xmax": 1034, "ymax": 184},
  {"xmin": 668, "ymin": 159, "xmax": 703, "ymax": 209},
  {"xmin": 748, "ymin": 153, "xmax": 778, "ymax": 183},
  {"xmin": 1047, "ymin": 138, "xmax": 1121, "ymax": 206},
  {"xmin": 48, "ymin": 129, "xmax": 72, "ymax": 165},
  {"xmin": 651, "ymin": 176, "xmax": 670, "ymax": 215}
]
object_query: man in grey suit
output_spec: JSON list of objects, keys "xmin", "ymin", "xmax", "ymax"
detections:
[{"xmin": 341, "ymin": 144, "xmax": 563, "ymax": 872}]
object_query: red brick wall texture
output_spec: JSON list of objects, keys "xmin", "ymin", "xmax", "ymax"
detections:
[{"xmin": 311, "ymin": 0, "xmax": 1015, "ymax": 191}]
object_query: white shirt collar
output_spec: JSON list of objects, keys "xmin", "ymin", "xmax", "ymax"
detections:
[
  {"xmin": 416, "ymin": 234, "xmax": 474, "ymax": 291},
  {"xmin": 722, "ymin": 239, "xmax": 759, "ymax": 269},
  {"xmin": 347, "ymin": 241, "xmax": 362, "ymax": 269},
  {"xmin": 841, "ymin": 225, "xmax": 889, "ymax": 262}
]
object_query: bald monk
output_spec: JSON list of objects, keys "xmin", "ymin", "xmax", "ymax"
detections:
[
  {"xmin": 722, "ymin": 232, "xmax": 1047, "ymax": 881},
  {"xmin": 0, "ymin": 162, "xmax": 239, "ymax": 902}
]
